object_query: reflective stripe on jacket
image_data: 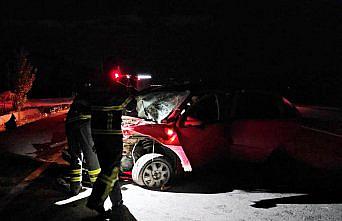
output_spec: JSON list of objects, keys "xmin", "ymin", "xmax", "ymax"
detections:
[
  {"xmin": 91, "ymin": 97, "xmax": 132, "ymax": 135},
  {"xmin": 66, "ymin": 94, "xmax": 92, "ymax": 124},
  {"xmin": 66, "ymin": 114, "xmax": 91, "ymax": 124}
]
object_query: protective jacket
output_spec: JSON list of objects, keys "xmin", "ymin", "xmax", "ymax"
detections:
[{"xmin": 66, "ymin": 95, "xmax": 91, "ymax": 124}]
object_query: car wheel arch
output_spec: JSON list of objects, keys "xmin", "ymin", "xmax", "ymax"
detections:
[{"xmin": 132, "ymin": 138, "xmax": 180, "ymax": 169}]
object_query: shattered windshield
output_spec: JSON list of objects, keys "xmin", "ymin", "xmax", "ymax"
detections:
[{"xmin": 136, "ymin": 90, "xmax": 190, "ymax": 123}]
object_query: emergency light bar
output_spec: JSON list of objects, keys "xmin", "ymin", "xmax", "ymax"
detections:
[
  {"xmin": 137, "ymin": 74, "xmax": 152, "ymax": 80},
  {"xmin": 109, "ymin": 67, "xmax": 152, "ymax": 90}
]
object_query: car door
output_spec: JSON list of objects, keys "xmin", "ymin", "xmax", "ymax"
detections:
[
  {"xmin": 229, "ymin": 91, "xmax": 299, "ymax": 162},
  {"xmin": 176, "ymin": 93, "xmax": 230, "ymax": 169}
]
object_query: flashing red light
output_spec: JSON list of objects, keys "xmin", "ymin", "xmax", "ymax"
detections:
[{"xmin": 110, "ymin": 68, "xmax": 122, "ymax": 81}]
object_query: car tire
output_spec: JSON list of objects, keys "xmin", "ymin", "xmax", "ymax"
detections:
[
  {"xmin": 265, "ymin": 148, "xmax": 299, "ymax": 186},
  {"xmin": 132, "ymin": 153, "xmax": 173, "ymax": 188}
]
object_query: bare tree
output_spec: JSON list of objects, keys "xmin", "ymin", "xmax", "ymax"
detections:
[{"xmin": 13, "ymin": 50, "xmax": 36, "ymax": 111}]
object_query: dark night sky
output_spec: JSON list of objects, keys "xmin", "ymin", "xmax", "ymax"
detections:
[{"xmin": 1, "ymin": 1, "xmax": 342, "ymax": 106}]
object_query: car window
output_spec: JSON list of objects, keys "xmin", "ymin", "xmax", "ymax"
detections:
[
  {"xmin": 186, "ymin": 94, "xmax": 219, "ymax": 123},
  {"xmin": 234, "ymin": 92, "xmax": 281, "ymax": 119}
]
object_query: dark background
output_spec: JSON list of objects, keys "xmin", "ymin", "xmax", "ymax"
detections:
[{"xmin": 0, "ymin": 1, "xmax": 342, "ymax": 106}]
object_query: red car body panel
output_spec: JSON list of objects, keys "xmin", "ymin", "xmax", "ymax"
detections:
[
  {"xmin": 176, "ymin": 123, "xmax": 230, "ymax": 168},
  {"xmin": 124, "ymin": 120, "xmax": 193, "ymax": 171},
  {"xmin": 229, "ymin": 120, "xmax": 301, "ymax": 161},
  {"xmin": 128, "ymin": 123, "xmax": 181, "ymax": 146}
]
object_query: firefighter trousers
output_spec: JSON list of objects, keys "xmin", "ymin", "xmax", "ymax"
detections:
[
  {"xmin": 87, "ymin": 134, "xmax": 123, "ymax": 209},
  {"xmin": 66, "ymin": 120, "xmax": 101, "ymax": 184}
]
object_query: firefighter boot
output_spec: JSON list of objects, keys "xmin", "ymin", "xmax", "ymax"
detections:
[
  {"xmin": 87, "ymin": 167, "xmax": 120, "ymax": 215},
  {"xmin": 70, "ymin": 181, "xmax": 82, "ymax": 196},
  {"xmin": 69, "ymin": 167, "xmax": 82, "ymax": 196},
  {"xmin": 86, "ymin": 180, "xmax": 108, "ymax": 214}
]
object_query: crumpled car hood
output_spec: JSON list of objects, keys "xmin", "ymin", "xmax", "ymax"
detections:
[{"xmin": 136, "ymin": 90, "xmax": 190, "ymax": 123}]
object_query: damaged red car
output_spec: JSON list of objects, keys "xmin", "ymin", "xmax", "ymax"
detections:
[{"xmin": 121, "ymin": 85, "xmax": 342, "ymax": 188}]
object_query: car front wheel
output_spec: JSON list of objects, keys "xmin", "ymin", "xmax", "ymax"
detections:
[{"xmin": 132, "ymin": 153, "xmax": 173, "ymax": 188}]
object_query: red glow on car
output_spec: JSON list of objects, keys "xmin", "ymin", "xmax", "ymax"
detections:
[
  {"xmin": 169, "ymin": 134, "xmax": 177, "ymax": 143},
  {"xmin": 165, "ymin": 128, "xmax": 174, "ymax": 136},
  {"xmin": 130, "ymin": 124, "xmax": 180, "ymax": 146},
  {"xmin": 164, "ymin": 127, "xmax": 178, "ymax": 144},
  {"xmin": 164, "ymin": 127, "xmax": 179, "ymax": 145}
]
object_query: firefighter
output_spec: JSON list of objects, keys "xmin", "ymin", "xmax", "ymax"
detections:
[
  {"xmin": 86, "ymin": 64, "xmax": 135, "ymax": 219},
  {"xmin": 65, "ymin": 89, "xmax": 101, "ymax": 195}
]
